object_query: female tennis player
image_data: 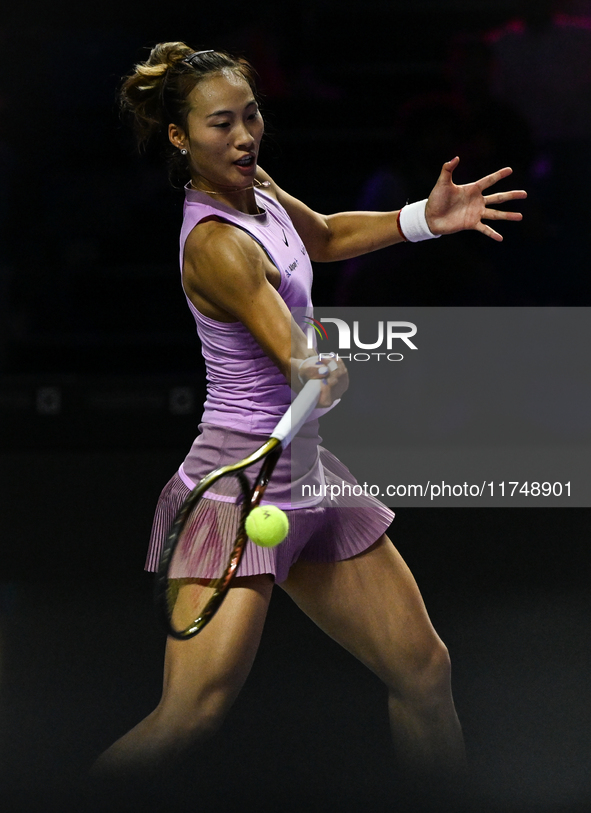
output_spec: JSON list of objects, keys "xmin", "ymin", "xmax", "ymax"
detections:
[{"xmin": 93, "ymin": 44, "xmax": 525, "ymax": 782}]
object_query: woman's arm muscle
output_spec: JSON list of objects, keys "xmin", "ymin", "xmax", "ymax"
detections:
[
  {"xmin": 256, "ymin": 167, "xmax": 404, "ymax": 263},
  {"xmin": 183, "ymin": 221, "xmax": 303, "ymax": 383},
  {"xmin": 256, "ymin": 159, "xmax": 526, "ymax": 259}
]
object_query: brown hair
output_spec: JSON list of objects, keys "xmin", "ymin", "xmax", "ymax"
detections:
[{"xmin": 119, "ymin": 42, "xmax": 258, "ymax": 182}]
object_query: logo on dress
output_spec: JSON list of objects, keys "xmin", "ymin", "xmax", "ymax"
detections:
[
  {"xmin": 285, "ymin": 258, "xmax": 299, "ymax": 277},
  {"xmin": 282, "ymin": 228, "xmax": 289, "ymax": 246}
]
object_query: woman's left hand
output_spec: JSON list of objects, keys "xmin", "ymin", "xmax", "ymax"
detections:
[{"xmin": 425, "ymin": 157, "xmax": 527, "ymax": 242}]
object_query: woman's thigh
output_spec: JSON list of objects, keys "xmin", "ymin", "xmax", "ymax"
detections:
[
  {"xmin": 280, "ymin": 535, "xmax": 445, "ymax": 692},
  {"xmin": 160, "ymin": 574, "xmax": 274, "ymax": 720}
]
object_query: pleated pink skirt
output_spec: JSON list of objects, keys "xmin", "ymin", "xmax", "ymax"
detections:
[{"xmin": 145, "ymin": 424, "xmax": 394, "ymax": 584}]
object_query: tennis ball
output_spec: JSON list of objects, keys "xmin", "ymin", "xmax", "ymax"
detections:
[{"xmin": 245, "ymin": 505, "xmax": 289, "ymax": 548}]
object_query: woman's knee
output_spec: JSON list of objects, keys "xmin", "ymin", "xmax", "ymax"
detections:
[
  {"xmin": 387, "ymin": 637, "xmax": 453, "ymax": 706},
  {"xmin": 157, "ymin": 682, "xmax": 238, "ymax": 744}
]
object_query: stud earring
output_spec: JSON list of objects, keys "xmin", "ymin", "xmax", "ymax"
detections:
[{"xmin": 180, "ymin": 148, "xmax": 188, "ymax": 156}]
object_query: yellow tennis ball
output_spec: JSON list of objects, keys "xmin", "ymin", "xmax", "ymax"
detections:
[{"xmin": 245, "ymin": 505, "xmax": 289, "ymax": 548}]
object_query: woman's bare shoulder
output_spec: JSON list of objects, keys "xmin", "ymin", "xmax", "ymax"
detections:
[{"xmin": 184, "ymin": 216, "xmax": 263, "ymax": 266}]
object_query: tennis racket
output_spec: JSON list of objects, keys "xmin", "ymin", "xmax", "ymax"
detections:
[{"xmin": 155, "ymin": 377, "xmax": 323, "ymax": 640}]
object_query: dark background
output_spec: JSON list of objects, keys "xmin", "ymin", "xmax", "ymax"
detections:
[{"xmin": 1, "ymin": 1, "xmax": 591, "ymax": 811}]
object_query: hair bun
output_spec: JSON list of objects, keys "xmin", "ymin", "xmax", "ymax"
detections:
[{"xmin": 146, "ymin": 41, "xmax": 194, "ymax": 70}]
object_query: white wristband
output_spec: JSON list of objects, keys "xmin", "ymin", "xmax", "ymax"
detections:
[{"xmin": 398, "ymin": 199, "xmax": 440, "ymax": 242}]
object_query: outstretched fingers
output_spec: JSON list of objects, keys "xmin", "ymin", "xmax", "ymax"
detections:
[
  {"xmin": 477, "ymin": 165, "xmax": 515, "ymax": 191},
  {"xmin": 481, "ymin": 207, "xmax": 524, "ymax": 222},
  {"xmin": 476, "ymin": 205, "xmax": 524, "ymax": 240},
  {"xmin": 475, "ymin": 221, "xmax": 504, "ymax": 242},
  {"xmin": 484, "ymin": 189, "xmax": 528, "ymax": 205},
  {"xmin": 430, "ymin": 158, "xmax": 526, "ymax": 239},
  {"xmin": 478, "ymin": 185, "xmax": 527, "ymax": 239},
  {"xmin": 442, "ymin": 156, "xmax": 460, "ymax": 173},
  {"xmin": 435, "ymin": 156, "xmax": 461, "ymax": 185}
]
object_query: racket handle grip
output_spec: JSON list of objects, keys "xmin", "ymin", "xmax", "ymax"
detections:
[{"xmin": 272, "ymin": 379, "xmax": 322, "ymax": 448}]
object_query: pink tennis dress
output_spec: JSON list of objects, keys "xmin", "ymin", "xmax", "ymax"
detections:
[{"xmin": 145, "ymin": 185, "xmax": 394, "ymax": 583}]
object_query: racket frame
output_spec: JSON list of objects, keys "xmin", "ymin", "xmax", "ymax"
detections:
[
  {"xmin": 155, "ymin": 439, "xmax": 283, "ymax": 639},
  {"xmin": 155, "ymin": 378, "xmax": 323, "ymax": 640}
]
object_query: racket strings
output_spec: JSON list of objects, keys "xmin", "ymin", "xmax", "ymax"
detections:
[
  {"xmin": 157, "ymin": 380, "xmax": 321, "ymax": 640},
  {"xmin": 165, "ymin": 474, "xmax": 249, "ymax": 635},
  {"xmin": 169, "ymin": 501, "xmax": 239, "ymax": 578}
]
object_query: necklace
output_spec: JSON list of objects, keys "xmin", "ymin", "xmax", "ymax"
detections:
[{"xmin": 190, "ymin": 179, "xmax": 271, "ymax": 194}]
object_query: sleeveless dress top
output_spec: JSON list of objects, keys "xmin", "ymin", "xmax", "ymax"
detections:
[
  {"xmin": 178, "ymin": 184, "xmax": 329, "ymax": 508},
  {"xmin": 180, "ymin": 184, "xmax": 316, "ymax": 436}
]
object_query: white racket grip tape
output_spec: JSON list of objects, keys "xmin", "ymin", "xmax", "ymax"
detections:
[{"xmin": 272, "ymin": 378, "xmax": 322, "ymax": 448}]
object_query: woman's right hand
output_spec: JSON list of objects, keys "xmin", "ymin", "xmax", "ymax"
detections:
[{"xmin": 295, "ymin": 353, "xmax": 349, "ymax": 407}]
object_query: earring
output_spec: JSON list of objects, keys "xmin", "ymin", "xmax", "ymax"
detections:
[{"xmin": 180, "ymin": 148, "xmax": 188, "ymax": 156}]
